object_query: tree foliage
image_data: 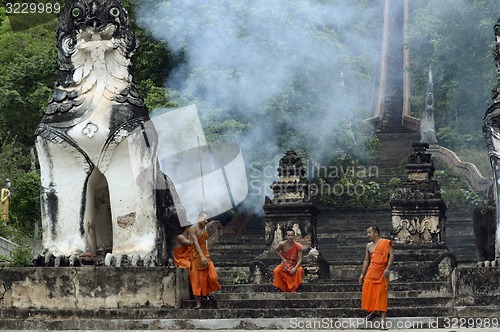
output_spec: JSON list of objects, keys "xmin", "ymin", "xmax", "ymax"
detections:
[{"xmin": 408, "ymin": 0, "xmax": 498, "ymax": 150}]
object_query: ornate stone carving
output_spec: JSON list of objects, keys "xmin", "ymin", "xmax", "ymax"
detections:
[
  {"xmin": 390, "ymin": 143, "xmax": 446, "ymax": 244},
  {"xmin": 82, "ymin": 122, "xmax": 98, "ymax": 138}
]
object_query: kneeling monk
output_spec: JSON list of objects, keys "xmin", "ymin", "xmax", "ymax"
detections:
[
  {"xmin": 273, "ymin": 229, "xmax": 303, "ymax": 292},
  {"xmin": 174, "ymin": 225, "xmax": 192, "ymax": 269},
  {"xmin": 189, "ymin": 211, "xmax": 221, "ymax": 309}
]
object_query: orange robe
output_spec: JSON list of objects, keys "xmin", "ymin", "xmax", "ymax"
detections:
[
  {"xmin": 189, "ymin": 231, "xmax": 221, "ymax": 297},
  {"xmin": 273, "ymin": 242, "xmax": 303, "ymax": 292},
  {"xmin": 174, "ymin": 245, "xmax": 192, "ymax": 269},
  {"xmin": 361, "ymin": 238, "xmax": 393, "ymax": 312}
]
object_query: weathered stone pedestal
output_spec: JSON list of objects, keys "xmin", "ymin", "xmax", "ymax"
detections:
[
  {"xmin": 251, "ymin": 151, "xmax": 329, "ymax": 283},
  {"xmin": 390, "ymin": 143, "xmax": 455, "ymax": 281},
  {"xmin": 0, "ymin": 266, "xmax": 189, "ymax": 310},
  {"xmin": 390, "ymin": 143, "xmax": 446, "ymax": 244},
  {"xmin": 264, "ymin": 203, "xmax": 319, "ymax": 252}
]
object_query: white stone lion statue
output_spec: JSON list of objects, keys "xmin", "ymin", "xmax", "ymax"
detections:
[{"xmin": 34, "ymin": 0, "xmax": 180, "ymax": 266}]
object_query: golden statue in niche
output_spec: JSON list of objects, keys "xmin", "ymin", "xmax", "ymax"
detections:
[{"xmin": 1, "ymin": 179, "xmax": 11, "ymax": 222}]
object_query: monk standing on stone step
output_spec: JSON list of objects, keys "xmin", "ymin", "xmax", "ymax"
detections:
[
  {"xmin": 359, "ymin": 225, "xmax": 394, "ymax": 330},
  {"xmin": 189, "ymin": 211, "xmax": 221, "ymax": 309},
  {"xmin": 273, "ymin": 229, "xmax": 303, "ymax": 292}
]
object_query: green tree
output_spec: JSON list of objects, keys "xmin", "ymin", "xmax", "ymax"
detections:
[
  {"xmin": 0, "ymin": 6, "xmax": 5, "ymax": 27},
  {"xmin": 10, "ymin": 171, "xmax": 41, "ymax": 237},
  {"xmin": 408, "ymin": 0, "xmax": 498, "ymax": 150},
  {"xmin": 0, "ymin": 20, "xmax": 58, "ymax": 149}
]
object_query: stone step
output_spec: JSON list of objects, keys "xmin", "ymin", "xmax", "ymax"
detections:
[
  {"xmin": 214, "ymin": 236, "xmax": 266, "ymax": 244},
  {"xmin": 447, "ymin": 229, "xmax": 475, "ymax": 237},
  {"xmin": 317, "ymin": 209, "xmax": 392, "ymax": 217},
  {"xmin": 211, "ymin": 244, "xmax": 267, "ymax": 251},
  {"xmin": 328, "ymin": 263, "xmax": 450, "ymax": 281},
  {"xmin": 317, "ymin": 219, "xmax": 393, "ymax": 227},
  {"xmin": 219, "ymin": 281, "xmax": 450, "ymax": 294},
  {"xmin": 320, "ymin": 248, "xmax": 448, "ymax": 260},
  {"xmin": 316, "ymin": 227, "xmax": 392, "ymax": 236},
  {"xmin": 5, "ymin": 305, "xmax": 490, "ymax": 323},
  {"xmin": 213, "ymin": 290, "xmax": 451, "ymax": 301},
  {"xmin": 5, "ymin": 314, "xmax": 500, "ymax": 330},
  {"xmin": 216, "ymin": 266, "xmax": 250, "ymax": 275},
  {"xmin": 210, "ymin": 254, "xmax": 267, "ymax": 265},
  {"xmin": 182, "ymin": 296, "xmax": 453, "ymax": 310}
]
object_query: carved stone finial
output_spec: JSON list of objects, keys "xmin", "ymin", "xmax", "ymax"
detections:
[
  {"xmin": 420, "ymin": 67, "xmax": 438, "ymax": 144},
  {"xmin": 269, "ymin": 150, "xmax": 310, "ymax": 203},
  {"xmin": 278, "ymin": 150, "xmax": 306, "ymax": 179},
  {"xmin": 406, "ymin": 142, "xmax": 435, "ymax": 181}
]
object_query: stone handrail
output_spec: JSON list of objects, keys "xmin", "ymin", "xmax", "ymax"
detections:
[
  {"xmin": 0, "ymin": 236, "xmax": 18, "ymax": 257},
  {"xmin": 427, "ymin": 145, "xmax": 491, "ymax": 192},
  {"xmin": 206, "ymin": 220, "xmax": 223, "ymax": 248},
  {"xmin": 365, "ymin": 0, "xmax": 390, "ymax": 125}
]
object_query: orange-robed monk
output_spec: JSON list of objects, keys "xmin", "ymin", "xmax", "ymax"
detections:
[
  {"xmin": 273, "ymin": 229, "xmax": 303, "ymax": 292},
  {"xmin": 188, "ymin": 211, "xmax": 221, "ymax": 309},
  {"xmin": 173, "ymin": 226, "xmax": 192, "ymax": 269},
  {"xmin": 359, "ymin": 225, "xmax": 394, "ymax": 330}
]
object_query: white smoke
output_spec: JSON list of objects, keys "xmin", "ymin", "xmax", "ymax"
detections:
[{"xmin": 136, "ymin": 0, "xmax": 381, "ymax": 214}]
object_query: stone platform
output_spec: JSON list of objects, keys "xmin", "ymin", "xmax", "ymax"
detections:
[
  {"xmin": 0, "ymin": 266, "xmax": 189, "ymax": 311},
  {"xmin": 0, "ymin": 266, "xmax": 499, "ymax": 330}
]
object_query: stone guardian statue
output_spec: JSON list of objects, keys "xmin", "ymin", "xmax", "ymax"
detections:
[
  {"xmin": 34, "ymin": 0, "xmax": 180, "ymax": 266},
  {"xmin": 483, "ymin": 18, "xmax": 500, "ymax": 263}
]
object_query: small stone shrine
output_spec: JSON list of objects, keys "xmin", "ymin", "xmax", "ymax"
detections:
[
  {"xmin": 389, "ymin": 143, "xmax": 455, "ymax": 282},
  {"xmin": 390, "ymin": 142, "xmax": 447, "ymax": 244},
  {"xmin": 253, "ymin": 151, "xmax": 329, "ymax": 282}
]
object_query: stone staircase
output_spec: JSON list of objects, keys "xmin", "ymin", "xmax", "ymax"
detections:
[
  {"xmin": 2, "ymin": 208, "xmax": 477, "ymax": 330},
  {"xmin": 371, "ymin": 130, "xmax": 421, "ymax": 189},
  {"xmin": 445, "ymin": 210, "xmax": 478, "ymax": 264},
  {"xmin": 154, "ymin": 208, "xmax": 477, "ymax": 325}
]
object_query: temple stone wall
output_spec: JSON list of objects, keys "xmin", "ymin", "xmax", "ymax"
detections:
[
  {"xmin": 0, "ymin": 267, "xmax": 189, "ymax": 309},
  {"xmin": 454, "ymin": 267, "xmax": 500, "ymax": 306}
]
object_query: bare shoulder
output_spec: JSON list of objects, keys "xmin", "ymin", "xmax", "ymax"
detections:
[
  {"xmin": 276, "ymin": 240, "xmax": 286, "ymax": 249},
  {"xmin": 188, "ymin": 226, "xmax": 197, "ymax": 236}
]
